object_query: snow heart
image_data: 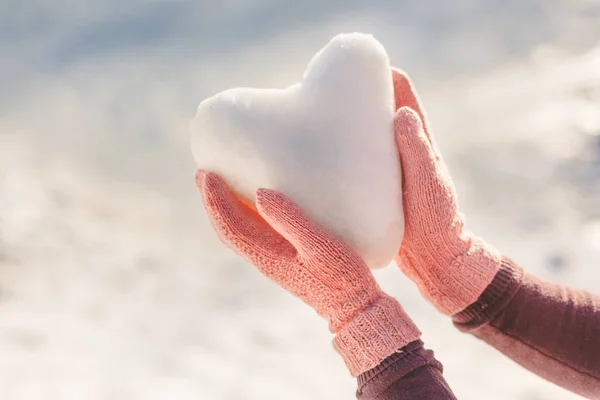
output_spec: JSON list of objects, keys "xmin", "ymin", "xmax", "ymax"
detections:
[{"xmin": 191, "ymin": 33, "xmax": 403, "ymax": 268}]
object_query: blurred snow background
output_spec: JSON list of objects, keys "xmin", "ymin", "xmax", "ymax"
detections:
[{"xmin": 1, "ymin": 1, "xmax": 600, "ymax": 398}]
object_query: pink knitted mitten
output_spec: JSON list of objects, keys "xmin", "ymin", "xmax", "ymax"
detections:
[
  {"xmin": 391, "ymin": 69, "xmax": 501, "ymax": 316},
  {"xmin": 197, "ymin": 171, "xmax": 420, "ymax": 376}
]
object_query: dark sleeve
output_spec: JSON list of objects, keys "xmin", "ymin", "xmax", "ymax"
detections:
[
  {"xmin": 356, "ymin": 340, "xmax": 457, "ymax": 399},
  {"xmin": 453, "ymin": 258, "xmax": 600, "ymax": 399}
]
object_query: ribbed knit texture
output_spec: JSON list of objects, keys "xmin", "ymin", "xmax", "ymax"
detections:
[
  {"xmin": 452, "ymin": 258, "xmax": 523, "ymax": 326},
  {"xmin": 392, "ymin": 69, "xmax": 501, "ymax": 315},
  {"xmin": 333, "ymin": 296, "xmax": 421, "ymax": 375},
  {"xmin": 197, "ymin": 171, "xmax": 421, "ymax": 376}
]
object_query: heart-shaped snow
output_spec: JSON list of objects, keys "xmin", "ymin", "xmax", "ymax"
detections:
[{"xmin": 191, "ymin": 33, "xmax": 403, "ymax": 268}]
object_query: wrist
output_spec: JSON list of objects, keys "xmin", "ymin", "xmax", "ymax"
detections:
[
  {"xmin": 399, "ymin": 236, "xmax": 502, "ymax": 315},
  {"xmin": 453, "ymin": 258, "xmax": 523, "ymax": 326},
  {"xmin": 430, "ymin": 237, "xmax": 502, "ymax": 315},
  {"xmin": 332, "ymin": 295, "xmax": 421, "ymax": 376}
]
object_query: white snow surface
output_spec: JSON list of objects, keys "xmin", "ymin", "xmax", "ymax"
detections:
[
  {"xmin": 2, "ymin": 4, "xmax": 600, "ymax": 399},
  {"xmin": 191, "ymin": 33, "xmax": 403, "ymax": 269}
]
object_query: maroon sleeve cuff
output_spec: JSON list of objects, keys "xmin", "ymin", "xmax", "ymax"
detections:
[
  {"xmin": 356, "ymin": 340, "xmax": 456, "ymax": 399},
  {"xmin": 452, "ymin": 258, "xmax": 524, "ymax": 331}
]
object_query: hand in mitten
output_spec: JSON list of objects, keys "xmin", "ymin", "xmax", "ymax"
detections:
[
  {"xmin": 391, "ymin": 69, "xmax": 501, "ymax": 315},
  {"xmin": 196, "ymin": 170, "xmax": 420, "ymax": 376}
]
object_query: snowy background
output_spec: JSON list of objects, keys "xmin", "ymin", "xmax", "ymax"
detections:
[{"xmin": 1, "ymin": 1, "xmax": 600, "ymax": 399}]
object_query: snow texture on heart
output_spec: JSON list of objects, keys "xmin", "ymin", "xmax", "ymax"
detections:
[{"xmin": 191, "ymin": 33, "xmax": 403, "ymax": 269}]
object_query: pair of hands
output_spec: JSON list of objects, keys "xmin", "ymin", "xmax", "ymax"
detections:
[{"xmin": 196, "ymin": 69, "xmax": 499, "ymax": 375}]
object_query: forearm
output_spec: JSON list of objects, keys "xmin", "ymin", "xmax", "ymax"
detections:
[
  {"xmin": 453, "ymin": 258, "xmax": 600, "ymax": 399},
  {"xmin": 356, "ymin": 341, "xmax": 457, "ymax": 399}
]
